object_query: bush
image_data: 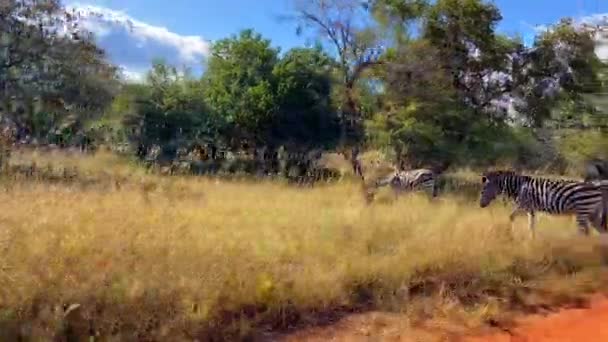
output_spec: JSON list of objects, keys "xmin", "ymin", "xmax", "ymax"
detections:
[{"xmin": 557, "ymin": 129, "xmax": 608, "ymax": 173}]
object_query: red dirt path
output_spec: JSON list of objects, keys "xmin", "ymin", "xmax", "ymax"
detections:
[
  {"xmin": 279, "ymin": 295, "xmax": 608, "ymax": 342},
  {"xmin": 464, "ymin": 294, "xmax": 608, "ymax": 342}
]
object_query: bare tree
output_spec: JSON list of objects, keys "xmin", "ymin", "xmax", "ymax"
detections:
[{"xmin": 285, "ymin": 0, "xmax": 384, "ymax": 147}]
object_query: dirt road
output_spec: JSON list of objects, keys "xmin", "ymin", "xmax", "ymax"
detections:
[
  {"xmin": 465, "ymin": 295, "xmax": 608, "ymax": 342},
  {"xmin": 280, "ymin": 295, "xmax": 608, "ymax": 342}
]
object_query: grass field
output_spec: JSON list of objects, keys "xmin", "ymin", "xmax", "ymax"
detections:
[{"xmin": 1, "ymin": 150, "xmax": 608, "ymax": 340}]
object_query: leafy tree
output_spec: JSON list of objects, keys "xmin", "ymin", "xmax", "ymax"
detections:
[
  {"xmin": 121, "ymin": 60, "xmax": 219, "ymax": 157},
  {"xmin": 271, "ymin": 47, "xmax": 340, "ymax": 147},
  {"xmin": 91, "ymin": 82, "xmax": 149, "ymax": 146},
  {"xmin": 289, "ymin": 0, "xmax": 388, "ymax": 146},
  {"xmin": 203, "ymin": 29, "xmax": 280, "ymax": 147},
  {"xmin": 511, "ymin": 19, "xmax": 605, "ymax": 126},
  {"xmin": 366, "ymin": 39, "xmax": 467, "ymax": 168},
  {"xmin": 0, "ymin": 0, "xmax": 119, "ymax": 140},
  {"xmin": 370, "ymin": 0, "xmax": 428, "ymax": 44},
  {"xmin": 423, "ymin": 0, "xmax": 516, "ymax": 122}
]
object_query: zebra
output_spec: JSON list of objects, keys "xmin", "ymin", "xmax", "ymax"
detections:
[
  {"xmin": 365, "ymin": 168, "xmax": 438, "ymax": 203},
  {"xmin": 587, "ymin": 178, "xmax": 608, "ymax": 229},
  {"xmin": 479, "ymin": 170, "xmax": 608, "ymax": 237}
]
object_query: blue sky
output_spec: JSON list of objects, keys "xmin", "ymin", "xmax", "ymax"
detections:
[{"xmin": 66, "ymin": 0, "xmax": 608, "ymax": 80}]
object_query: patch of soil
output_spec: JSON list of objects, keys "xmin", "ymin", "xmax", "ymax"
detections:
[
  {"xmin": 275, "ymin": 311, "xmax": 454, "ymax": 342},
  {"xmin": 276, "ymin": 295, "xmax": 608, "ymax": 342},
  {"xmin": 463, "ymin": 294, "xmax": 608, "ymax": 342}
]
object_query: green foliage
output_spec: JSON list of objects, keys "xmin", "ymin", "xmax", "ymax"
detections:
[
  {"xmin": 292, "ymin": 0, "xmax": 388, "ymax": 146},
  {"xmin": 457, "ymin": 124, "xmax": 539, "ymax": 168},
  {"xmin": 366, "ymin": 102, "xmax": 455, "ymax": 167},
  {"xmin": 271, "ymin": 47, "xmax": 340, "ymax": 147},
  {"xmin": 367, "ymin": 39, "xmax": 468, "ymax": 167},
  {"xmin": 121, "ymin": 61, "xmax": 219, "ymax": 151},
  {"xmin": 201, "ymin": 29, "xmax": 345, "ymax": 148},
  {"xmin": 383, "ymin": 39, "xmax": 455, "ymax": 104},
  {"xmin": 203, "ymin": 29, "xmax": 280, "ymax": 144},
  {"xmin": 104, "ymin": 35, "xmax": 343, "ymax": 156},
  {"xmin": 582, "ymin": 62, "xmax": 608, "ymax": 116},
  {"xmin": 536, "ymin": 19, "xmax": 602, "ymax": 94},
  {"xmin": 558, "ymin": 130, "xmax": 608, "ymax": 167},
  {"xmin": 362, "ymin": 0, "xmax": 606, "ymax": 169},
  {"xmin": 548, "ymin": 97, "xmax": 607, "ymax": 130},
  {"xmin": 6, "ymin": 0, "xmax": 606, "ymax": 174},
  {"xmin": 372, "ymin": 0, "xmax": 428, "ymax": 24},
  {"xmin": 424, "ymin": 0, "xmax": 503, "ymax": 56},
  {"xmin": 423, "ymin": 0, "xmax": 514, "ymax": 120},
  {"xmin": 0, "ymin": 0, "xmax": 119, "ymax": 138},
  {"xmin": 512, "ymin": 19, "xmax": 605, "ymax": 126}
]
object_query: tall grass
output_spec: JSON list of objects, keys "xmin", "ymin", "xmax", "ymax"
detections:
[
  {"xmin": 0, "ymin": 151, "xmax": 607, "ymax": 340},
  {"xmin": 9, "ymin": 147, "xmax": 145, "ymax": 179}
]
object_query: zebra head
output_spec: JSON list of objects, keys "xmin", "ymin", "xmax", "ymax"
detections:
[{"xmin": 480, "ymin": 170, "xmax": 515, "ymax": 208}]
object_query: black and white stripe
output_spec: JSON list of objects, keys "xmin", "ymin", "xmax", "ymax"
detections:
[
  {"xmin": 587, "ymin": 179, "xmax": 608, "ymax": 230},
  {"xmin": 479, "ymin": 170, "xmax": 608, "ymax": 236},
  {"xmin": 373, "ymin": 168, "xmax": 438, "ymax": 198}
]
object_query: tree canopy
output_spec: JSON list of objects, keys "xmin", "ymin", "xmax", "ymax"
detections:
[
  {"xmin": 0, "ymin": 0, "xmax": 119, "ymax": 141},
  {"xmin": 4, "ymin": 0, "xmax": 607, "ymax": 174}
]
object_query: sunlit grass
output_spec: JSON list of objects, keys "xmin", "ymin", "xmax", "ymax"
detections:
[
  {"xmin": 9, "ymin": 147, "xmax": 145, "ymax": 179},
  {"xmin": 0, "ymin": 150, "xmax": 607, "ymax": 340}
]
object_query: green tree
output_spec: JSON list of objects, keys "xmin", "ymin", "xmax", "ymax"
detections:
[
  {"xmin": 121, "ymin": 60, "xmax": 219, "ymax": 157},
  {"xmin": 203, "ymin": 29, "xmax": 279, "ymax": 147},
  {"xmin": 289, "ymin": 0, "xmax": 389, "ymax": 147},
  {"xmin": 370, "ymin": 0, "xmax": 428, "ymax": 45},
  {"xmin": 271, "ymin": 47, "xmax": 340, "ymax": 147},
  {"xmin": 423, "ymin": 0, "xmax": 516, "ymax": 122},
  {"xmin": 0, "ymin": 0, "xmax": 119, "ymax": 140},
  {"xmin": 91, "ymin": 82, "xmax": 149, "ymax": 146},
  {"xmin": 366, "ymin": 39, "xmax": 467, "ymax": 168},
  {"xmin": 511, "ymin": 18, "xmax": 604, "ymax": 126}
]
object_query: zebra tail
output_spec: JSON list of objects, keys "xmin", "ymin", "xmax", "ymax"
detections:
[
  {"xmin": 375, "ymin": 176, "xmax": 392, "ymax": 187},
  {"xmin": 602, "ymin": 188, "xmax": 608, "ymax": 231}
]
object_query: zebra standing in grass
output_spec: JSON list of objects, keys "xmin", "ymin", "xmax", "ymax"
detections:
[
  {"xmin": 479, "ymin": 170, "xmax": 608, "ymax": 237},
  {"xmin": 366, "ymin": 168, "xmax": 438, "ymax": 203}
]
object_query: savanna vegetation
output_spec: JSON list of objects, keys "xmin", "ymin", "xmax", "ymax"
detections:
[{"xmin": 2, "ymin": 0, "xmax": 608, "ymax": 340}]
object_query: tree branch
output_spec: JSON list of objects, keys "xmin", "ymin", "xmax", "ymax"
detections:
[{"xmin": 346, "ymin": 60, "xmax": 383, "ymax": 89}]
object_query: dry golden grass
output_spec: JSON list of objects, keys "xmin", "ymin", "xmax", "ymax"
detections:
[
  {"xmin": 1, "ymin": 151, "xmax": 607, "ymax": 340},
  {"xmin": 9, "ymin": 147, "xmax": 145, "ymax": 179}
]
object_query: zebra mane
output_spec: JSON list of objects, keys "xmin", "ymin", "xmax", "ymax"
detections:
[
  {"xmin": 483, "ymin": 170, "xmax": 587, "ymax": 200},
  {"xmin": 481, "ymin": 170, "xmax": 528, "ymax": 199},
  {"xmin": 483, "ymin": 169, "xmax": 583, "ymax": 184},
  {"xmin": 482, "ymin": 170, "xmax": 520, "ymax": 179}
]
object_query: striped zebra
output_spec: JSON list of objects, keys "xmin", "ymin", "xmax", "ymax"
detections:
[
  {"xmin": 479, "ymin": 170, "xmax": 608, "ymax": 237},
  {"xmin": 587, "ymin": 179, "xmax": 608, "ymax": 229},
  {"xmin": 366, "ymin": 168, "xmax": 438, "ymax": 202}
]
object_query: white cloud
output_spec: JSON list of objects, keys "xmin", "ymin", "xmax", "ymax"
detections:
[
  {"xmin": 520, "ymin": 21, "xmax": 549, "ymax": 34},
  {"xmin": 577, "ymin": 13, "xmax": 608, "ymax": 61},
  {"xmin": 518, "ymin": 21, "xmax": 549, "ymax": 47},
  {"xmin": 66, "ymin": 3, "xmax": 210, "ymax": 80},
  {"xmin": 578, "ymin": 13, "xmax": 608, "ymax": 27},
  {"xmin": 521, "ymin": 14, "xmax": 608, "ymax": 61},
  {"xmin": 119, "ymin": 66, "xmax": 146, "ymax": 83}
]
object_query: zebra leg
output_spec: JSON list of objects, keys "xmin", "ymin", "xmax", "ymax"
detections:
[
  {"xmin": 431, "ymin": 182, "xmax": 438, "ymax": 198},
  {"xmin": 576, "ymin": 214, "xmax": 591, "ymax": 236},
  {"xmin": 590, "ymin": 205, "xmax": 608, "ymax": 234},
  {"xmin": 507, "ymin": 208, "xmax": 525, "ymax": 238},
  {"xmin": 599, "ymin": 198, "xmax": 608, "ymax": 233},
  {"xmin": 509, "ymin": 208, "xmax": 525, "ymax": 222},
  {"xmin": 527, "ymin": 211, "xmax": 536, "ymax": 238},
  {"xmin": 390, "ymin": 182, "xmax": 402, "ymax": 201},
  {"xmin": 363, "ymin": 185, "xmax": 376, "ymax": 204}
]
